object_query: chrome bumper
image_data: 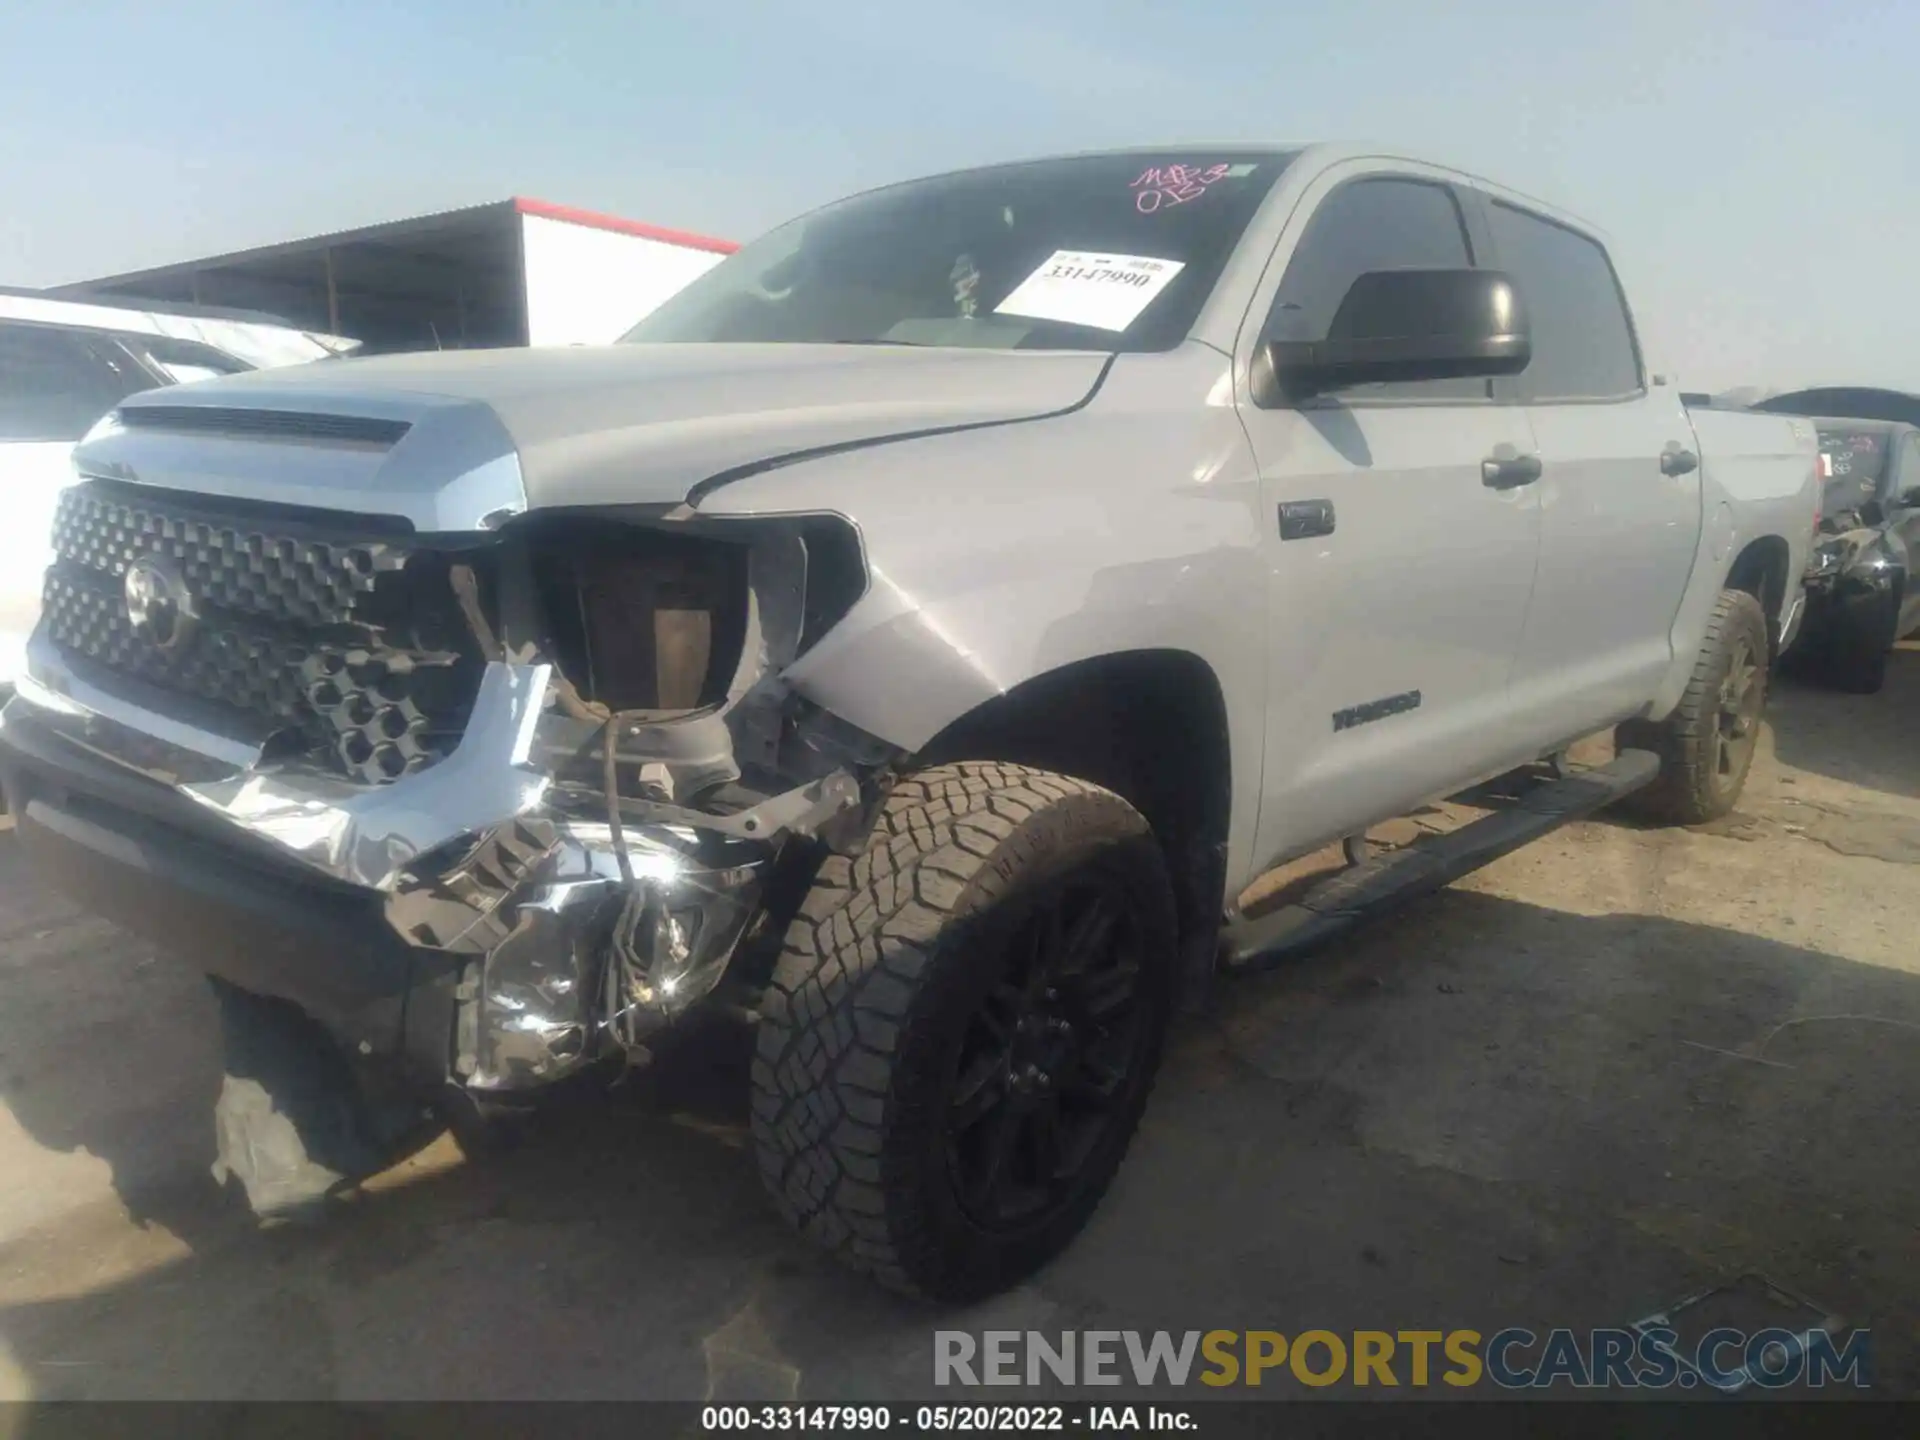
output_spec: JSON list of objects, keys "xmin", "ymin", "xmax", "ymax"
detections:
[{"xmin": 1, "ymin": 633, "xmax": 774, "ymax": 1092}]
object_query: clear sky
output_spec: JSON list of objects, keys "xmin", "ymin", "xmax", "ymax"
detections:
[{"xmin": 3, "ymin": 0, "xmax": 1913, "ymax": 393}]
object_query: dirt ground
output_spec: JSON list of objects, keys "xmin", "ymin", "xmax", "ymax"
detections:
[{"xmin": 1, "ymin": 644, "xmax": 1916, "ymax": 1403}]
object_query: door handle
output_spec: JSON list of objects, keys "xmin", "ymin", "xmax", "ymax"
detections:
[
  {"xmin": 1482, "ymin": 453, "xmax": 1543, "ymax": 490},
  {"xmin": 1661, "ymin": 445, "xmax": 1699, "ymax": 477},
  {"xmin": 1278, "ymin": 498, "xmax": 1336, "ymax": 540}
]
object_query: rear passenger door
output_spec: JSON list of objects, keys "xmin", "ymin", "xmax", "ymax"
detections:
[
  {"xmin": 1236, "ymin": 171, "xmax": 1547, "ymax": 869},
  {"xmin": 1475, "ymin": 196, "xmax": 1702, "ymax": 752}
]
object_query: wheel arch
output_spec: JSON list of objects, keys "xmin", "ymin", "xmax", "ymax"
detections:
[
  {"xmin": 913, "ymin": 648, "xmax": 1235, "ymax": 956},
  {"xmin": 1724, "ymin": 534, "xmax": 1792, "ymax": 655}
]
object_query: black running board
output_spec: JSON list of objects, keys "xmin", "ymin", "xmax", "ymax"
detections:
[{"xmin": 1222, "ymin": 748, "xmax": 1660, "ymax": 973}]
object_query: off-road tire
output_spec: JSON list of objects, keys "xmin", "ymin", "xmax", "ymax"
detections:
[
  {"xmin": 1617, "ymin": 588, "xmax": 1770, "ymax": 826},
  {"xmin": 751, "ymin": 762, "xmax": 1178, "ymax": 1301}
]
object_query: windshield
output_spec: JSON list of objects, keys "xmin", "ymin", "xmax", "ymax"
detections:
[
  {"xmin": 622, "ymin": 151, "xmax": 1293, "ymax": 353},
  {"xmin": 1816, "ymin": 427, "xmax": 1891, "ymax": 524}
]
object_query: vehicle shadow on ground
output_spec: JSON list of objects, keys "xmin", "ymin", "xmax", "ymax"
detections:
[
  {"xmin": 0, "ymin": 829, "xmax": 228, "ymax": 1254},
  {"xmin": 1766, "ymin": 641, "xmax": 1920, "ymax": 802},
  {"xmin": 5, "ymin": 885, "xmax": 1919, "ymax": 1403}
]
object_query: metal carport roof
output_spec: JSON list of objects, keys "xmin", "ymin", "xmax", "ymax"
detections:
[{"xmin": 47, "ymin": 199, "xmax": 736, "ymax": 355}]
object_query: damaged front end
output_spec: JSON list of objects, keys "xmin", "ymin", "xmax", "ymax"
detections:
[
  {"xmin": 2, "ymin": 485, "xmax": 896, "ymax": 1098},
  {"xmin": 397, "ymin": 508, "xmax": 893, "ymax": 1092},
  {"xmin": 398, "ymin": 816, "xmax": 775, "ymax": 1091}
]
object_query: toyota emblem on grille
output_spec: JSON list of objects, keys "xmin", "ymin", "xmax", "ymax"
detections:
[{"xmin": 124, "ymin": 555, "xmax": 198, "ymax": 654}]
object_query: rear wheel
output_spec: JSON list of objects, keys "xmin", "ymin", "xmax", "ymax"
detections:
[
  {"xmin": 751, "ymin": 762, "xmax": 1178, "ymax": 1301},
  {"xmin": 1618, "ymin": 588, "xmax": 1769, "ymax": 825}
]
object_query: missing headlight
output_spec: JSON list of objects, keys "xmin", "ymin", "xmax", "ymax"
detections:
[{"xmin": 527, "ymin": 524, "xmax": 750, "ymax": 713}]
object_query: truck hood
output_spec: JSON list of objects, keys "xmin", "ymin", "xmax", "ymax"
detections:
[{"xmin": 92, "ymin": 343, "xmax": 1110, "ymax": 528}]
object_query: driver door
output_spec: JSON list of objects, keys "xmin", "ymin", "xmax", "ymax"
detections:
[{"xmin": 1235, "ymin": 172, "xmax": 1547, "ymax": 869}]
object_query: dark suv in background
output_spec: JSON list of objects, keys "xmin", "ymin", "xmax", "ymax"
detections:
[{"xmin": 1787, "ymin": 419, "xmax": 1920, "ymax": 692}]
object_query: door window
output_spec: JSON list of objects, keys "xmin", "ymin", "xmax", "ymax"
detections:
[
  {"xmin": 0, "ymin": 322, "xmax": 154, "ymax": 442},
  {"xmin": 1266, "ymin": 177, "xmax": 1484, "ymax": 400},
  {"xmin": 1486, "ymin": 203, "xmax": 1641, "ymax": 401}
]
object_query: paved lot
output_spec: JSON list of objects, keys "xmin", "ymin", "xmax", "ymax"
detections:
[{"xmin": 1, "ymin": 645, "xmax": 1917, "ymax": 1402}]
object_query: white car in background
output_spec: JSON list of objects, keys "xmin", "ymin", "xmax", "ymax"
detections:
[{"xmin": 0, "ymin": 289, "xmax": 357, "ymax": 689}]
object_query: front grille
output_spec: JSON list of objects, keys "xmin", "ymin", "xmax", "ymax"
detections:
[
  {"xmin": 43, "ymin": 480, "xmax": 484, "ymax": 784},
  {"xmin": 54, "ymin": 482, "xmax": 408, "ymax": 628}
]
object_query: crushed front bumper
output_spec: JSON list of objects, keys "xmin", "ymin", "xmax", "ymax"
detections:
[{"xmin": 0, "ymin": 642, "xmax": 801, "ymax": 1094}]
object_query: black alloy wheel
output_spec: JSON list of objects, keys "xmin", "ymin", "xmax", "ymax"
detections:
[
  {"xmin": 1713, "ymin": 628, "xmax": 1765, "ymax": 791},
  {"xmin": 945, "ymin": 877, "xmax": 1146, "ymax": 1231}
]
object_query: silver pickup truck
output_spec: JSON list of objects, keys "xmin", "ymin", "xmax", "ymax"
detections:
[{"xmin": 0, "ymin": 145, "xmax": 1817, "ymax": 1301}]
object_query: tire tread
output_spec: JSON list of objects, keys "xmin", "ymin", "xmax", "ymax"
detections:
[
  {"xmin": 1618, "ymin": 587, "xmax": 1769, "ymax": 825},
  {"xmin": 750, "ymin": 760, "xmax": 1162, "ymax": 1296}
]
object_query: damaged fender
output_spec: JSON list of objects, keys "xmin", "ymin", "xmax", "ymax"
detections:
[
  {"xmin": 390, "ymin": 509, "xmax": 906, "ymax": 1090},
  {"xmin": 688, "ymin": 343, "xmax": 1272, "ymax": 898}
]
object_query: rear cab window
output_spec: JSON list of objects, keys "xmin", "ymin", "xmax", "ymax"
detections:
[{"xmin": 0, "ymin": 321, "xmax": 156, "ymax": 443}]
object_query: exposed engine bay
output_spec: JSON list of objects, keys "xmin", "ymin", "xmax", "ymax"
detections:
[
  {"xmin": 403, "ymin": 507, "xmax": 900, "ymax": 1091},
  {"xmin": 11, "ymin": 485, "xmax": 902, "ymax": 1097}
]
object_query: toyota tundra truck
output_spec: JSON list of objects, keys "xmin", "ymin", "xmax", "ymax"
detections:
[{"xmin": 0, "ymin": 146, "xmax": 1818, "ymax": 1301}]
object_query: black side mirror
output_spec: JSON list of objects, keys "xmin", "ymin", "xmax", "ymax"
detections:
[
  {"xmin": 1900, "ymin": 487, "xmax": 1920, "ymax": 510},
  {"xmin": 1265, "ymin": 267, "xmax": 1531, "ymax": 399}
]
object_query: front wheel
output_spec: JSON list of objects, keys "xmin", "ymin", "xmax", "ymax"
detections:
[
  {"xmin": 1617, "ymin": 588, "xmax": 1770, "ymax": 826},
  {"xmin": 751, "ymin": 762, "xmax": 1178, "ymax": 1301}
]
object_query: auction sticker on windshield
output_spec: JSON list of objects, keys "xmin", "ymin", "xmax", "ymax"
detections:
[{"xmin": 995, "ymin": 250, "xmax": 1185, "ymax": 332}]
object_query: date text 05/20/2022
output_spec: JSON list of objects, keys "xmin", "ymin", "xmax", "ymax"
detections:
[{"xmin": 702, "ymin": 1405, "xmax": 1197, "ymax": 1432}]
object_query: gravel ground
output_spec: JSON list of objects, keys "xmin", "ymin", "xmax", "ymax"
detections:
[{"xmin": 1, "ymin": 643, "xmax": 1916, "ymax": 1403}]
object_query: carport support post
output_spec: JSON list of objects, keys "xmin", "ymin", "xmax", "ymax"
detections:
[{"xmin": 324, "ymin": 246, "xmax": 340, "ymax": 335}]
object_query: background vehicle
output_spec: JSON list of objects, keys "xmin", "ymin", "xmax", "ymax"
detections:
[
  {"xmin": 1784, "ymin": 418, "xmax": 1920, "ymax": 692},
  {"xmin": 0, "ymin": 146, "xmax": 1815, "ymax": 1301},
  {"xmin": 0, "ymin": 289, "xmax": 357, "ymax": 690},
  {"xmin": 1753, "ymin": 386, "xmax": 1920, "ymax": 430}
]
